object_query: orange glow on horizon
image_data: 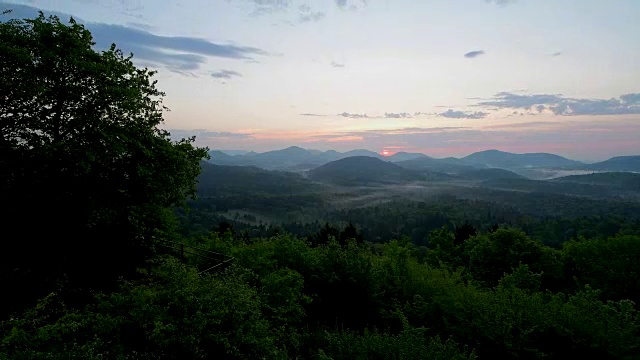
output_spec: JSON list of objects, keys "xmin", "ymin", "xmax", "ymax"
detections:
[{"xmin": 381, "ymin": 149, "xmax": 395, "ymax": 156}]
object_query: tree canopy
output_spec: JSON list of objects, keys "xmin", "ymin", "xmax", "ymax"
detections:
[{"xmin": 0, "ymin": 12, "xmax": 207, "ymax": 315}]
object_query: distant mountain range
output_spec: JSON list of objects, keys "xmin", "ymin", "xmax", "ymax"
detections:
[
  {"xmin": 198, "ymin": 157, "xmax": 640, "ymax": 200},
  {"xmin": 208, "ymin": 147, "xmax": 426, "ymax": 171},
  {"xmin": 208, "ymin": 147, "xmax": 640, "ymax": 175}
]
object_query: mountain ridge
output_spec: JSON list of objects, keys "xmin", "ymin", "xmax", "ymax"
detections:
[{"xmin": 207, "ymin": 147, "xmax": 639, "ymax": 174}]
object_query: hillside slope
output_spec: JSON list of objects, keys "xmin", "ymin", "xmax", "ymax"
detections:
[{"xmin": 307, "ymin": 156, "xmax": 421, "ymax": 185}]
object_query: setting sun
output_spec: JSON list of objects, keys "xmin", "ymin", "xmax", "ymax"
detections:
[{"xmin": 381, "ymin": 150, "xmax": 391, "ymax": 156}]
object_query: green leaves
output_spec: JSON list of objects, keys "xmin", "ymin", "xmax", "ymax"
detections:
[{"xmin": 0, "ymin": 12, "xmax": 207, "ymax": 315}]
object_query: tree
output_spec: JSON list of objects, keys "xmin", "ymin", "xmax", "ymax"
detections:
[
  {"xmin": 0, "ymin": 13, "xmax": 208, "ymax": 315},
  {"xmin": 463, "ymin": 229, "xmax": 550, "ymax": 287},
  {"xmin": 339, "ymin": 221, "xmax": 364, "ymax": 245},
  {"xmin": 454, "ymin": 223, "xmax": 477, "ymax": 246}
]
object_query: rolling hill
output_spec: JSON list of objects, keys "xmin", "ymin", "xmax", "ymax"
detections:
[
  {"xmin": 553, "ymin": 172, "xmax": 640, "ymax": 191},
  {"xmin": 463, "ymin": 150, "xmax": 584, "ymax": 169},
  {"xmin": 307, "ymin": 156, "xmax": 421, "ymax": 185},
  {"xmin": 207, "ymin": 147, "xmax": 382, "ymax": 170},
  {"xmin": 387, "ymin": 152, "xmax": 429, "ymax": 162},
  {"xmin": 197, "ymin": 162, "xmax": 318, "ymax": 196},
  {"xmin": 584, "ymin": 156, "xmax": 640, "ymax": 172}
]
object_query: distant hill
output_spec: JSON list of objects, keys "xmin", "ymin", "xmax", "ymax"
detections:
[
  {"xmin": 207, "ymin": 147, "xmax": 380, "ymax": 170},
  {"xmin": 584, "ymin": 156, "xmax": 640, "ymax": 172},
  {"xmin": 458, "ymin": 168, "xmax": 526, "ymax": 181},
  {"xmin": 387, "ymin": 152, "xmax": 428, "ymax": 162},
  {"xmin": 553, "ymin": 172, "xmax": 640, "ymax": 191},
  {"xmin": 197, "ymin": 162, "xmax": 318, "ymax": 196},
  {"xmin": 341, "ymin": 149, "xmax": 383, "ymax": 158},
  {"xmin": 396, "ymin": 157, "xmax": 480, "ymax": 174},
  {"xmin": 307, "ymin": 156, "xmax": 420, "ymax": 185},
  {"xmin": 463, "ymin": 150, "xmax": 584, "ymax": 169},
  {"xmin": 215, "ymin": 150, "xmax": 252, "ymax": 156},
  {"xmin": 478, "ymin": 178, "xmax": 611, "ymax": 198},
  {"xmin": 477, "ymin": 174, "xmax": 640, "ymax": 199},
  {"xmin": 207, "ymin": 150, "xmax": 256, "ymax": 166},
  {"xmin": 254, "ymin": 146, "xmax": 316, "ymax": 163}
]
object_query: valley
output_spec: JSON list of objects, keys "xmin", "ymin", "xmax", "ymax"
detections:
[{"xmin": 182, "ymin": 148, "xmax": 640, "ymax": 249}]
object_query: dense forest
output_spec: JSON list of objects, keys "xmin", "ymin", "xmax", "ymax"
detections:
[{"xmin": 2, "ymin": 12, "xmax": 640, "ymax": 360}]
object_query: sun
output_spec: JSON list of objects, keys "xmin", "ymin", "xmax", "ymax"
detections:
[{"xmin": 381, "ymin": 150, "xmax": 391, "ymax": 156}]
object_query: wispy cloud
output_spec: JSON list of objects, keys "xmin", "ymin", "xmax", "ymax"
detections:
[
  {"xmin": 247, "ymin": 0, "xmax": 291, "ymax": 15},
  {"xmin": 357, "ymin": 127, "xmax": 467, "ymax": 135},
  {"xmin": 1, "ymin": 2, "xmax": 268, "ymax": 73},
  {"xmin": 338, "ymin": 112, "xmax": 368, "ymax": 119},
  {"xmin": 299, "ymin": 11, "xmax": 325, "ymax": 22},
  {"xmin": 384, "ymin": 112, "xmax": 413, "ymax": 118},
  {"xmin": 242, "ymin": 0, "xmax": 349, "ymax": 20},
  {"xmin": 330, "ymin": 61, "xmax": 345, "ymax": 68},
  {"xmin": 464, "ymin": 50, "xmax": 485, "ymax": 58},
  {"xmin": 211, "ymin": 70, "xmax": 242, "ymax": 79},
  {"xmin": 551, "ymin": 51, "xmax": 562, "ymax": 56},
  {"xmin": 485, "ymin": 0, "xmax": 515, "ymax": 5},
  {"xmin": 168, "ymin": 129, "xmax": 253, "ymax": 140},
  {"xmin": 300, "ymin": 113, "xmax": 328, "ymax": 117},
  {"xmin": 477, "ymin": 92, "xmax": 640, "ymax": 116},
  {"xmin": 438, "ymin": 109, "xmax": 488, "ymax": 119},
  {"xmin": 482, "ymin": 121, "xmax": 562, "ymax": 130}
]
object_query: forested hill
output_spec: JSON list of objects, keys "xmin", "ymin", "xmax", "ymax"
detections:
[
  {"xmin": 584, "ymin": 156, "xmax": 640, "ymax": 172},
  {"xmin": 197, "ymin": 162, "xmax": 318, "ymax": 195},
  {"xmin": 462, "ymin": 149, "xmax": 584, "ymax": 168},
  {"xmin": 553, "ymin": 172, "xmax": 640, "ymax": 191},
  {"xmin": 307, "ymin": 156, "xmax": 421, "ymax": 185}
]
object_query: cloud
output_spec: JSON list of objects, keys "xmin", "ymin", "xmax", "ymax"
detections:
[
  {"xmin": 126, "ymin": 22, "xmax": 154, "ymax": 31},
  {"xmin": 300, "ymin": 113, "xmax": 328, "ymax": 117},
  {"xmin": 384, "ymin": 112, "xmax": 413, "ymax": 118},
  {"xmin": 247, "ymin": 0, "xmax": 291, "ymax": 15},
  {"xmin": 551, "ymin": 51, "xmax": 562, "ymax": 56},
  {"xmin": 299, "ymin": 11, "xmax": 325, "ymax": 22},
  {"xmin": 482, "ymin": 121, "xmax": 562, "ymax": 130},
  {"xmin": 330, "ymin": 61, "xmax": 345, "ymax": 68},
  {"xmin": 477, "ymin": 92, "xmax": 562, "ymax": 109},
  {"xmin": 168, "ymin": 129, "xmax": 253, "ymax": 140},
  {"xmin": 477, "ymin": 92, "xmax": 640, "ymax": 116},
  {"xmin": 464, "ymin": 50, "xmax": 485, "ymax": 58},
  {"xmin": 485, "ymin": 0, "xmax": 515, "ymax": 5},
  {"xmin": 358, "ymin": 127, "xmax": 467, "ymax": 135},
  {"xmin": 211, "ymin": 70, "xmax": 242, "ymax": 79},
  {"xmin": 1, "ymin": 2, "xmax": 268, "ymax": 73},
  {"xmin": 339, "ymin": 112, "xmax": 368, "ymax": 119},
  {"xmin": 333, "ymin": 0, "xmax": 367, "ymax": 11},
  {"xmin": 438, "ymin": 109, "xmax": 488, "ymax": 119}
]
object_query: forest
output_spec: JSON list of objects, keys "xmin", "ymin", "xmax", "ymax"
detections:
[{"xmin": 1, "ymin": 12, "xmax": 640, "ymax": 360}]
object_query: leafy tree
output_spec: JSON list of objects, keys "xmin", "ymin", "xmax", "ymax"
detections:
[
  {"xmin": 339, "ymin": 221, "xmax": 365, "ymax": 245},
  {"xmin": 563, "ymin": 234, "xmax": 640, "ymax": 303},
  {"xmin": 463, "ymin": 229, "xmax": 550, "ymax": 287},
  {"xmin": 312, "ymin": 223, "xmax": 341, "ymax": 246},
  {"xmin": 454, "ymin": 223, "xmax": 477, "ymax": 246},
  {"xmin": 0, "ymin": 13, "xmax": 207, "ymax": 315}
]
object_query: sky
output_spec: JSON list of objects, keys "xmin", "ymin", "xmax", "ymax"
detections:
[{"xmin": 2, "ymin": 0, "xmax": 640, "ymax": 161}]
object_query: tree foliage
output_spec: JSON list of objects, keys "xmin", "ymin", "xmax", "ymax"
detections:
[{"xmin": 0, "ymin": 13, "xmax": 207, "ymax": 315}]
